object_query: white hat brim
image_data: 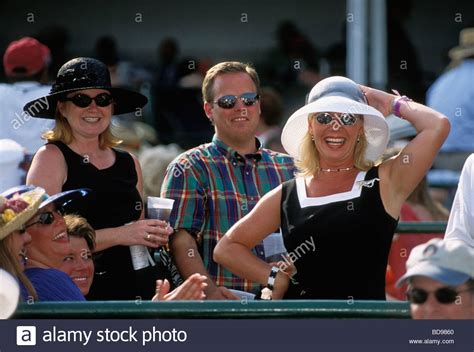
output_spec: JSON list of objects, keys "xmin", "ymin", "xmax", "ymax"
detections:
[
  {"xmin": 281, "ymin": 96, "xmax": 389, "ymax": 162},
  {"xmin": 0, "ymin": 269, "xmax": 20, "ymax": 318}
]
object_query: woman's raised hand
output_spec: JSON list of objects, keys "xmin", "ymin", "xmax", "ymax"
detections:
[{"xmin": 359, "ymin": 84, "xmax": 396, "ymax": 117}]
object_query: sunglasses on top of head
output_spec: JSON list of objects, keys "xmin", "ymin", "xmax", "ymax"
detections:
[
  {"xmin": 23, "ymin": 209, "xmax": 63, "ymax": 230},
  {"xmin": 62, "ymin": 93, "xmax": 114, "ymax": 108},
  {"xmin": 212, "ymin": 92, "xmax": 259, "ymax": 109},
  {"xmin": 313, "ymin": 112, "xmax": 358, "ymax": 126},
  {"xmin": 406, "ymin": 287, "xmax": 472, "ymax": 305}
]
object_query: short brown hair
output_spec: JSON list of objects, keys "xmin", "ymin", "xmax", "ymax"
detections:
[
  {"xmin": 64, "ymin": 214, "xmax": 96, "ymax": 251},
  {"xmin": 202, "ymin": 61, "xmax": 260, "ymax": 103}
]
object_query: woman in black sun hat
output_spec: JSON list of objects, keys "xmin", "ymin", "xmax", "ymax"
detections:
[{"xmin": 24, "ymin": 58, "xmax": 181, "ymax": 300}]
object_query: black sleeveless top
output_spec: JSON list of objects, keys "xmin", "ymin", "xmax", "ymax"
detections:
[
  {"xmin": 51, "ymin": 141, "xmax": 155, "ymax": 300},
  {"xmin": 280, "ymin": 167, "xmax": 398, "ymax": 300}
]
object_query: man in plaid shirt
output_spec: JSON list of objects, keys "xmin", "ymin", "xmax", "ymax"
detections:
[{"xmin": 161, "ymin": 62, "xmax": 295, "ymax": 299}]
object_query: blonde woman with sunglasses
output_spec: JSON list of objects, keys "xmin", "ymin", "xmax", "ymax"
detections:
[{"xmin": 215, "ymin": 76, "xmax": 450, "ymax": 300}]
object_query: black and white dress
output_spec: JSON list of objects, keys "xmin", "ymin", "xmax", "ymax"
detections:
[{"xmin": 280, "ymin": 167, "xmax": 398, "ymax": 300}]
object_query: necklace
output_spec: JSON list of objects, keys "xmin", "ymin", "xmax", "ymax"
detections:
[{"xmin": 318, "ymin": 166, "xmax": 355, "ymax": 172}]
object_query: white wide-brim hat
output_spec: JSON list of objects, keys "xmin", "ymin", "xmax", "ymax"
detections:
[
  {"xmin": 0, "ymin": 269, "xmax": 20, "ymax": 318},
  {"xmin": 281, "ymin": 76, "xmax": 389, "ymax": 163}
]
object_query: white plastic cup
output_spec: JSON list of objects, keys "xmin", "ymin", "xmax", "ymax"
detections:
[
  {"xmin": 147, "ymin": 197, "xmax": 175, "ymax": 221},
  {"xmin": 129, "ymin": 197, "xmax": 175, "ymax": 271}
]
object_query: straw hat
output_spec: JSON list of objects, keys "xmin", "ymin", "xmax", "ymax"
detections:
[
  {"xmin": 449, "ymin": 28, "xmax": 474, "ymax": 61},
  {"xmin": 281, "ymin": 76, "xmax": 389, "ymax": 162},
  {"xmin": 0, "ymin": 187, "xmax": 45, "ymax": 240}
]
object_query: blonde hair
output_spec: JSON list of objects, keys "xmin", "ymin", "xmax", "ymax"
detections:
[
  {"xmin": 42, "ymin": 108, "xmax": 122, "ymax": 149},
  {"xmin": 296, "ymin": 115, "xmax": 373, "ymax": 177},
  {"xmin": 202, "ymin": 61, "xmax": 260, "ymax": 103},
  {"xmin": 0, "ymin": 233, "xmax": 38, "ymax": 301}
]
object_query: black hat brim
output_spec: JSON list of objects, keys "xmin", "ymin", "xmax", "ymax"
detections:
[{"xmin": 23, "ymin": 86, "xmax": 148, "ymax": 119}]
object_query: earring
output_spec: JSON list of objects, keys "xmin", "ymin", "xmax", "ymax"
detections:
[
  {"xmin": 310, "ymin": 135, "xmax": 314, "ymax": 141},
  {"xmin": 357, "ymin": 135, "xmax": 360, "ymax": 143}
]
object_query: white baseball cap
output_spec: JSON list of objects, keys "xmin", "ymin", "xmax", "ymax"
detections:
[{"xmin": 397, "ymin": 238, "xmax": 474, "ymax": 287}]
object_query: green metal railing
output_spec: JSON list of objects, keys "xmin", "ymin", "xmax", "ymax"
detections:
[
  {"xmin": 396, "ymin": 221, "xmax": 446, "ymax": 233},
  {"xmin": 14, "ymin": 300, "xmax": 410, "ymax": 319}
]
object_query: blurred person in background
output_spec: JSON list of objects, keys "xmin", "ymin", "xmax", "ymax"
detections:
[
  {"xmin": 427, "ymin": 27, "xmax": 474, "ymax": 171},
  {"xmin": 257, "ymin": 87, "xmax": 285, "ymax": 153},
  {"xmin": 139, "ymin": 144, "xmax": 183, "ymax": 198},
  {"xmin": 0, "ymin": 139, "xmax": 26, "ymax": 189},
  {"xmin": 0, "ymin": 37, "xmax": 54, "ymax": 158}
]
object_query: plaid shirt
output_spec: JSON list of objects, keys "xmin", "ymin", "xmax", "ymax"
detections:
[{"xmin": 161, "ymin": 135, "xmax": 295, "ymax": 293}]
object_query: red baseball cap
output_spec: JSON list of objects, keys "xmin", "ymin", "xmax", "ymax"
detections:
[{"xmin": 3, "ymin": 37, "xmax": 50, "ymax": 77}]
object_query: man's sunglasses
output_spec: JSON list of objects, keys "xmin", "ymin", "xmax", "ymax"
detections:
[
  {"xmin": 63, "ymin": 93, "xmax": 114, "ymax": 108},
  {"xmin": 313, "ymin": 112, "xmax": 358, "ymax": 126},
  {"xmin": 24, "ymin": 209, "xmax": 63, "ymax": 229},
  {"xmin": 212, "ymin": 92, "xmax": 259, "ymax": 109},
  {"xmin": 406, "ymin": 287, "xmax": 472, "ymax": 305}
]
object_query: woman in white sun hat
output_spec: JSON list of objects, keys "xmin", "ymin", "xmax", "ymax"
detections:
[{"xmin": 215, "ymin": 76, "xmax": 450, "ymax": 300}]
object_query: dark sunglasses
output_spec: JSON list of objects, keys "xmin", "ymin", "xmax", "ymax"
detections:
[
  {"xmin": 314, "ymin": 112, "xmax": 358, "ymax": 126},
  {"xmin": 63, "ymin": 93, "xmax": 114, "ymax": 108},
  {"xmin": 24, "ymin": 209, "xmax": 63, "ymax": 229},
  {"xmin": 406, "ymin": 287, "xmax": 472, "ymax": 305},
  {"xmin": 212, "ymin": 92, "xmax": 259, "ymax": 109}
]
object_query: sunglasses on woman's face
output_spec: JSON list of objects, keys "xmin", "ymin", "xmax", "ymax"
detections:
[
  {"xmin": 314, "ymin": 112, "xmax": 358, "ymax": 126},
  {"xmin": 24, "ymin": 209, "xmax": 63, "ymax": 229},
  {"xmin": 63, "ymin": 93, "xmax": 114, "ymax": 108},
  {"xmin": 212, "ymin": 92, "xmax": 259, "ymax": 109},
  {"xmin": 406, "ymin": 287, "xmax": 471, "ymax": 304}
]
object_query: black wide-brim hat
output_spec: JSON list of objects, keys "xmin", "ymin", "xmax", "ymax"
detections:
[{"xmin": 23, "ymin": 57, "xmax": 148, "ymax": 119}]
